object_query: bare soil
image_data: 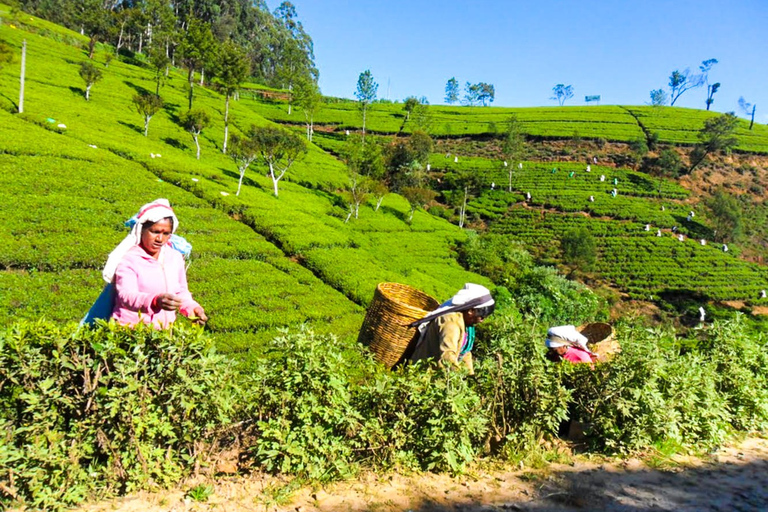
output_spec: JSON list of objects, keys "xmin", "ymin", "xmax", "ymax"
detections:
[{"xmin": 71, "ymin": 437, "xmax": 768, "ymax": 512}]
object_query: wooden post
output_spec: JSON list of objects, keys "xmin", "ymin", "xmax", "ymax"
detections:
[{"xmin": 19, "ymin": 40, "xmax": 26, "ymax": 114}]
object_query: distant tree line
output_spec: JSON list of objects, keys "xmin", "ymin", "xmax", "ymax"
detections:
[{"xmin": 16, "ymin": 0, "xmax": 317, "ymax": 89}]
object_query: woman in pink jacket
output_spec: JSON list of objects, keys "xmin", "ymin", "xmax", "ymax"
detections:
[{"xmin": 103, "ymin": 199, "xmax": 207, "ymax": 329}]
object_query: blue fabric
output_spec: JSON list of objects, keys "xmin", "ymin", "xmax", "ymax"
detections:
[
  {"xmin": 169, "ymin": 234, "xmax": 192, "ymax": 259},
  {"xmin": 80, "ymin": 282, "xmax": 116, "ymax": 326},
  {"xmin": 459, "ymin": 326, "xmax": 475, "ymax": 360}
]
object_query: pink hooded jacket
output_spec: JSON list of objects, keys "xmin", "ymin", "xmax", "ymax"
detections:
[{"xmin": 111, "ymin": 245, "xmax": 200, "ymax": 329}]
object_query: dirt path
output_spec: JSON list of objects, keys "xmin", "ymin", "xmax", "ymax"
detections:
[{"xmin": 73, "ymin": 437, "xmax": 768, "ymax": 512}]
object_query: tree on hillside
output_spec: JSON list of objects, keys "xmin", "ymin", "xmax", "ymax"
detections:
[
  {"xmin": 699, "ymin": 58, "xmax": 719, "ymax": 111},
  {"xmin": 401, "ymin": 186, "xmax": 437, "ymax": 224},
  {"xmin": 342, "ymin": 134, "xmax": 386, "ymax": 181},
  {"xmin": 133, "ymin": 92, "xmax": 164, "ymax": 137},
  {"xmin": 76, "ymin": 0, "xmax": 110, "ymax": 59},
  {"xmin": 668, "ymin": 68, "xmax": 704, "ymax": 106},
  {"xmin": 180, "ymin": 109, "xmax": 210, "ymax": 160},
  {"xmin": 409, "ymin": 130, "xmax": 433, "ymax": 167},
  {"xmin": 178, "ymin": 18, "xmax": 216, "ymax": 110},
  {"xmin": 502, "ymin": 115, "xmax": 526, "ymax": 192},
  {"xmin": 561, "ymin": 227, "xmax": 596, "ymax": 272},
  {"xmin": 293, "ymin": 76, "xmax": 321, "ymax": 142},
  {"xmin": 370, "ymin": 179, "xmax": 388, "ymax": 211},
  {"xmin": 477, "ymin": 82, "xmax": 495, "ymax": 106},
  {"xmin": 229, "ymin": 133, "xmax": 260, "ymax": 196},
  {"xmin": 344, "ymin": 171, "xmax": 372, "ymax": 222},
  {"xmin": 355, "ymin": 70, "xmax": 378, "ymax": 144},
  {"xmin": 403, "ymin": 96, "xmax": 419, "ymax": 122},
  {"xmin": 410, "ymin": 97, "xmax": 431, "ymax": 132},
  {"xmin": 251, "ymin": 125, "xmax": 308, "ymax": 197},
  {"xmin": 463, "ymin": 82, "xmax": 481, "ymax": 106},
  {"xmin": 445, "ymin": 77, "xmax": 459, "ymax": 105},
  {"xmin": 148, "ymin": 46, "xmax": 170, "ymax": 97},
  {"xmin": 646, "ymin": 148, "xmax": 683, "ymax": 195},
  {"xmin": 79, "ymin": 61, "xmax": 102, "ymax": 101},
  {"xmin": 214, "ymin": 41, "xmax": 250, "ymax": 154},
  {"xmin": 706, "ymin": 189, "xmax": 743, "ymax": 243},
  {"xmin": 273, "ymin": 0, "xmax": 318, "ymax": 114},
  {"xmin": 445, "ymin": 169, "xmax": 482, "ymax": 229},
  {"xmin": 688, "ymin": 112, "xmax": 739, "ymax": 173},
  {"xmin": 551, "ymin": 84, "xmax": 573, "ymax": 106},
  {"xmin": 649, "ymin": 89, "xmax": 668, "ymax": 106},
  {"xmin": 738, "ymin": 97, "xmax": 757, "ymax": 130}
]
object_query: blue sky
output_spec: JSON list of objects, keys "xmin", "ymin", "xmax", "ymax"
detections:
[{"xmin": 285, "ymin": 0, "xmax": 767, "ymax": 122}]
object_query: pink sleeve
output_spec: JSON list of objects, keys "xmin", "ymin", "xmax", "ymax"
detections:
[
  {"xmin": 114, "ymin": 261, "xmax": 157, "ymax": 314},
  {"xmin": 175, "ymin": 256, "xmax": 200, "ymax": 316},
  {"xmin": 564, "ymin": 347, "xmax": 593, "ymax": 364}
]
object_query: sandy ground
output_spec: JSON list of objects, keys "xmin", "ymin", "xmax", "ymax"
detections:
[{"xmin": 71, "ymin": 437, "xmax": 768, "ymax": 512}]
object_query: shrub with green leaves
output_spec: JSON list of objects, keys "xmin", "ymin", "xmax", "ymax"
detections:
[{"xmin": 0, "ymin": 321, "xmax": 240, "ymax": 510}]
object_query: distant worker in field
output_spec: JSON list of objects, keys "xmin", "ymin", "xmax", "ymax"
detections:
[
  {"xmin": 545, "ymin": 325, "xmax": 595, "ymax": 366},
  {"xmin": 409, "ymin": 283, "xmax": 495, "ymax": 375},
  {"xmin": 103, "ymin": 199, "xmax": 207, "ymax": 329}
]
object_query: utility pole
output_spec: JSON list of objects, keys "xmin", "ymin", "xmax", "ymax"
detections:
[{"xmin": 19, "ymin": 39, "xmax": 26, "ymax": 114}]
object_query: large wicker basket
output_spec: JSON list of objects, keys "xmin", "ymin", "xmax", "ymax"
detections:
[
  {"xmin": 578, "ymin": 322, "xmax": 620, "ymax": 361},
  {"xmin": 358, "ymin": 283, "xmax": 440, "ymax": 369}
]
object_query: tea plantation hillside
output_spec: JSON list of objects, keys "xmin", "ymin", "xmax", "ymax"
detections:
[
  {"xmin": 247, "ymin": 96, "xmax": 768, "ymax": 153},
  {"xmin": 0, "ymin": 11, "xmax": 491, "ymax": 352}
]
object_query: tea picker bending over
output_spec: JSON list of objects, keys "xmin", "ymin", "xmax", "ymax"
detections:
[
  {"xmin": 409, "ymin": 283, "xmax": 495, "ymax": 375},
  {"xmin": 103, "ymin": 198, "xmax": 207, "ymax": 329},
  {"xmin": 545, "ymin": 325, "xmax": 595, "ymax": 365}
]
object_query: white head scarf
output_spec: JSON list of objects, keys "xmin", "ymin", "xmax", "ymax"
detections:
[
  {"xmin": 546, "ymin": 325, "xmax": 592, "ymax": 353},
  {"xmin": 102, "ymin": 199, "xmax": 179, "ymax": 283},
  {"xmin": 411, "ymin": 283, "xmax": 494, "ymax": 327}
]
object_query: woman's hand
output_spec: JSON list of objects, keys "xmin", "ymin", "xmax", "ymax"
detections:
[
  {"xmin": 190, "ymin": 306, "xmax": 208, "ymax": 326},
  {"xmin": 153, "ymin": 293, "xmax": 182, "ymax": 311}
]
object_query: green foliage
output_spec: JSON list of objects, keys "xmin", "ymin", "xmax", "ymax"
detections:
[
  {"xmin": 706, "ymin": 188, "xmax": 743, "ymax": 243},
  {"xmin": 0, "ymin": 321, "xmax": 240, "ymax": 510},
  {"xmin": 243, "ymin": 329, "xmax": 487, "ymax": 479},
  {"xmin": 132, "ymin": 92, "xmax": 164, "ymax": 137},
  {"xmin": 560, "ymin": 227, "xmax": 597, "ymax": 271},
  {"xmin": 551, "ymin": 84, "xmax": 574, "ymax": 106},
  {"xmin": 0, "ymin": 37, "xmax": 13, "ymax": 70},
  {"xmin": 445, "ymin": 77, "xmax": 459, "ymax": 105},
  {"xmin": 186, "ymin": 484, "xmax": 214, "ymax": 502},
  {"xmin": 78, "ymin": 60, "xmax": 102, "ymax": 100}
]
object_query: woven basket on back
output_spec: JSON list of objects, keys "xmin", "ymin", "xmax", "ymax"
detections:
[
  {"xmin": 357, "ymin": 282, "xmax": 440, "ymax": 369},
  {"xmin": 578, "ymin": 322, "xmax": 620, "ymax": 361}
]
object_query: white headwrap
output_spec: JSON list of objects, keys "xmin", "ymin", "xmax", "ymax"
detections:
[
  {"xmin": 102, "ymin": 199, "xmax": 179, "ymax": 283},
  {"xmin": 546, "ymin": 325, "xmax": 592, "ymax": 353},
  {"xmin": 411, "ymin": 283, "xmax": 494, "ymax": 327}
]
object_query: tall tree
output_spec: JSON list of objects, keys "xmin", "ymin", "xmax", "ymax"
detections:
[
  {"xmin": 668, "ymin": 68, "xmax": 704, "ymax": 106},
  {"xmin": 229, "ymin": 133, "xmax": 259, "ymax": 196},
  {"xmin": 133, "ymin": 92, "xmax": 164, "ymax": 136},
  {"xmin": 706, "ymin": 189, "xmax": 742, "ymax": 242},
  {"xmin": 688, "ymin": 112, "xmax": 739, "ymax": 173},
  {"xmin": 401, "ymin": 186, "xmax": 437, "ymax": 223},
  {"xmin": 344, "ymin": 171, "xmax": 372, "ymax": 222},
  {"xmin": 355, "ymin": 69, "xmax": 378, "ymax": 143},
  {"xmin": 178, "ymin": 18, "xmax": 216, "ymax": 110},
  {"xmin": 445, "ymin": 77, "xmax": 459, "ymax": 105},
  {"xmin": 403, "ymin": 96, "xmax": 419, "ymax": 122},
  {"xmin": 699, "ymin": 58, "xmax": 719, "ymax": 110},
  {"xmin": 561, "ymin": 227, "xmax": 597, "ymax": 272},
  {"xmin": 477, "ymin": 82, "xmax": 495, "ymax": 106},
  {"xmin": 551, "ymin": 84, "xmax": 573, "ymax": 106},
  {"xmin": 273, "ymin": 1, "xmax": 317, "ymax": 113},
  {"xmin": 79, "ymin": 61, "xmax": 102, "ymax": 101},
  {"xmin": 251, "ymin": 125, "xmax": 308, "ymax": 196},
  {"xmin": 148, "ymin": 46, "xmax": 170, "ymax": 97},
  {"xmin": 181, "ymin": 109, "xmax": 211, "ymax": 160},
  {"xmin": 649, "ymin": 89, "xmax": 668, "ymax": 106},
  {"xmin": 293, "ymin": 76, "xmax": 321, "ymax": 142},
  {"xmin": 738, "ymin": 97, "xmax": 757, "ymax": 130},
  {"xmin": 76, "ymin": 0, "xmax": 110, "ymax": 59},
  {"xmin": 501, "ymin": 115, "xmax": 526, "ymax": 192},
  {"xmin": 463, "ymin": 82, "xmax": 481, "ymax": 106},
  {"xmin": 214, "ymin": 41, "xmax": 250, "ymax": 154}
]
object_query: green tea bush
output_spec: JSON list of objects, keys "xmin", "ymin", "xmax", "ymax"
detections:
[
  {"xmin": 0, "ymin": 321, "xmax": 240, "ymax": 510},
  {"xmin": 241, "ymin": 329, "xmax": 488, "ymax": 479}
]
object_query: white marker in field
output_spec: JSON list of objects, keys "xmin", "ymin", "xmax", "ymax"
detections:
[
  {"xmin": 504, "ymin": 161, "xmax": 508, "ymax": 167},
  {"xmin": 723, "ymin": 244, "xmax": 729, "ymax": 252},
  {"xmin": 761, "ymin": 290, "xmax": 767, "ymax": 299},
  {"xmin": 586, "ymin": 165, "xmax": 591, "ymax": 172},
  {"xmin": 678, "ymin": 234, "xmax": 684, "ymax": 242},
  {"xmin": 699, "ymin": 307, "xmax": 706, "ymax": 322},
  {"xmin": 491, "ymin": 182, "xmax": 495, "ymax": 190},
  {"xmin": 600, "ymin": 175, "xmax": 605, "ymax": 182},
  {"xmin": 589, "ymin": 195, "xmax": 594, "ymax": 202},
  {"xmin": 644, "ymin": 224, "xmax": 650, "ymax": 231},
  {"xmin": 518, "ymin": 163, "xmax": 523, "ymax": 169},
  {"xmin": 526, "ymin": 192, "xmax": 531, "ymax": 200},
  {"xmin": 426, "ymin": 164, "xmax": 431, "ymax": 171},
  {"xmin": 700, "ymin": 239, "xmax": 706, "ymax": 246},
  {"xmin": 657, "ymin": 229, "xmax": 662, "ymax": 237},
  {"xmin": 454, "ymin": 156, "xmax": 458, "ymax": 163}
]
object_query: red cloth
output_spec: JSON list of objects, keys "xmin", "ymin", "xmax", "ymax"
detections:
[
  {"xmin": 562, "ymin": 346, "xmax": 593, "ymax": 364},
  {"xmin": 111, "ymin": 245, "xmax": 199, "ymax": 329}
]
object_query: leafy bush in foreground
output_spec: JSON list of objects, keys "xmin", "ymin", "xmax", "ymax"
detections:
[{"xmin": 0, "ymin": 321, "xmax": 240, "ymax": 510}]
